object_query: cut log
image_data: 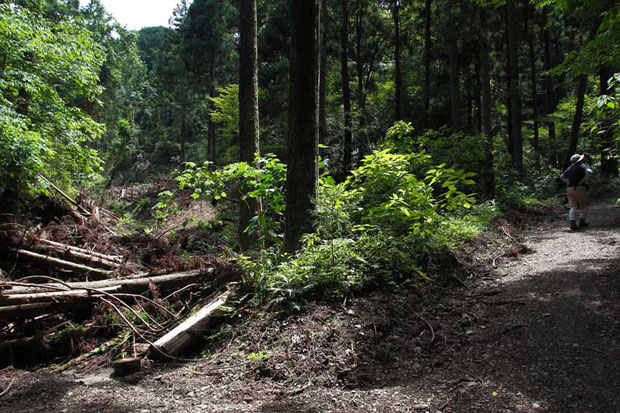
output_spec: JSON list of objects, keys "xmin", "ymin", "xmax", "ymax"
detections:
[
  {"xmin": 149, "ymin": 290, "xmax": 230, "ymax": 359},
  {"xmin": 12, "ymin": 249, "xmax": 113, "ymax": 278},
  {"xmin": 113, "ymin": 357, "xmax": 141, "ymax": 376},
  {"xmin": 37, "ymin": 239, "xmax": 123, "ymax": 264}
]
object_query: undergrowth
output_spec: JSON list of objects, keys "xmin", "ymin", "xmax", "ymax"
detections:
[{"xmin": 162, "ymin": 121, "xmax": 562, "ymax": 308}]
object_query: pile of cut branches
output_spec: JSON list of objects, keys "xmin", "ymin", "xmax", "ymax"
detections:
[{"xmin": 0, "ymin": 190, "xmax": 240, "ymax": 370}]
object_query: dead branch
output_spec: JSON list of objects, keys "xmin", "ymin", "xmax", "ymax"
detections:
[
  {"xmin": 412, "ymin": 310, "xmax": 435, "ymax": 343},
  {"xmin": 37, "ymin": 173, "xmax": 91, "ymax": 217},
  {"xmin": 0, "ymin": 378, "xmax": 15, "ymax": 398}
]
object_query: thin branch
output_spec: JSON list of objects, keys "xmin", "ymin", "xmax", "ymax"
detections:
[
  {"xmin": 412, "ymin": 310, "xmax": 435, "ymax": 343},
  {"xmin": 0, "ymin": 378, "xmax": 15, "ymax": 398}
]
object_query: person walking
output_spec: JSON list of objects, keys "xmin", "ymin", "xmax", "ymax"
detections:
[{"xmin": 560, "ymin": 154, "xmax": 593, "ymax": 230}]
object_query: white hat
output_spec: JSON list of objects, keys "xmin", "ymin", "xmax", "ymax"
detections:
[{"xmin": 570, "ymin": 154, "xmax": 585, "ymax": 164}]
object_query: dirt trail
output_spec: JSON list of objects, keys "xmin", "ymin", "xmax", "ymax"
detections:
[{"xmin": 0, "ymin": 198, "xmax": 619, "ymax": 412}]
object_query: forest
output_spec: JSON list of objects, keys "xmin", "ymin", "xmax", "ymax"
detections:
[{"xmin": 0, "ymin": 0, "xmax": 619, "ymax": 411}]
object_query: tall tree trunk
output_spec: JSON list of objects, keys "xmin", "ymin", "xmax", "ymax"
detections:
[
  {"xmin": 355, "ymin": 0, "xmax": 366, "ymax": 162},
  {"xmin": 599, "ymin": 66, "xmax": 618, "ymax": 176},
  {"xmin": 566, "ymin": 74, "xmax": 587, "ymax": 166},
  {"xmin": 466, "ymin": 70, "xmax": 473, "ymax": 131},
  {"xmin": 208, "ymin": 58, "xmax": 217, "ymax": 165},
  {"xmin": 506, "ymin": 0, "xmax": 523, "ymax": 178},
  {"xmin": 423, "ymin": 0, "xmax": 432, "ymax": 125},
  {"xmin": 505, "ymin": 9, "xmax": 513, "ymax": 159},
  {"xmin": 542, "ymin": 7, "xmax": 557, "ymax": 167},
  {"xmin": 239, "ymin": 0, "xmax": 261, "ymax": 250},
  {"xmin": 475, "ymin": 53, "xmax": 482, "ymax": 133},
  {"xmin": 479, "ymin": 7, "xmax": 495, "ymax": 199},
  {"xmin": 340, "ymin": 0, "xmax": 353, "ymax": 172},
  {"xmin": 319, "ymin": 0, "xmax": 328, "ymax": 146},
  {"xmin": 180, "ymin": 98, "xmax": 187, "ymax": 167},
  {"xmin": 448, "ymin": 31, "xmax": 460, "ymax": 132},
  {"xmin": 355, "ymin": 0, "xmax": 364, "ymax": 113},
  {"xmin": 525, "ymin": 1, "xmax": 540, "ymax": 168},
  {"xmin": 392, "ymin": 0, "xmax": 403, "ymax": 120},
  {"xmin": 284, "ymin": 0, "xmax": 320, "ymax": 252}
]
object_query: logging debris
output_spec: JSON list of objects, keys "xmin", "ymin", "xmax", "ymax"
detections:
[{"xmin": 0, "ymin": 188, "xmax": 240, "ymax": 370}]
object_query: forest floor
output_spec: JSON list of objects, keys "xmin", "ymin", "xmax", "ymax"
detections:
[{"xmin": 0, "ymin": 195, "xmax": 619, "ymax": 412}]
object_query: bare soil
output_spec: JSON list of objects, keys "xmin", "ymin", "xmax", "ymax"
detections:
[{"xmin": 1, "ymin": 197, "xmax": 619, "ymax": 412}]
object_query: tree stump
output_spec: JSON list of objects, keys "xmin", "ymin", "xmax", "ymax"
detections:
[{"xmin": 113, "ymin": 357, "xmax": 141, "ymax": 377}]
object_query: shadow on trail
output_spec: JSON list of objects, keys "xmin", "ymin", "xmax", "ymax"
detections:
[
  {"xmin": 0, "ymin": 371, "xmax": 137, "ymax": 413},
  {"xmin": 282, "ymin": 203, "xmax": 620, "ymax": 412},
  {"xmin": 461, "ymin": 258, "xmax": 620, "ymax": 412}
]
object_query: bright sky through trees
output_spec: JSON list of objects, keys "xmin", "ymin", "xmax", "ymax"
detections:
[{"xmin": 80, "ymin": 0, "xmax": 186, "ymax": 30}]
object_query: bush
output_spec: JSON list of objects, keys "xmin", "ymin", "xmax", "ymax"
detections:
[{"xmin": 243, "ymin": 146, "xmax": 477, "ymax": 303}]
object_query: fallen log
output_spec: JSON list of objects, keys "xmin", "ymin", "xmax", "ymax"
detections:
[
  {"xmin": 0, "ymin": 302, "xmax": 93, "ymax": 320},
  {"xmin": 0, "ymin": 286, "xmax": 121, "ymax": 306},
  {"xmin": 31, "ymin": 244, "xmax": 121, "ymax": 270},
  {"xmin": 2, "ymin": 268, "xmax": 213, "ymax": 296},
  {"xmin": 0, "ymin": 267, "xmax": 237, "ymax": 320},
  {"xmin": 149, "ymin": 290, "xmax": 230, "ymax": 359},
  {"xmin": 49, "ymin": 332, "xmax": 130, "ymax": 372},
  {"xmin": 12, "ymin": 249, "xmax": 113, "ymax": 279},
  {"xmin": 37, "ymin": 239, "xmax": 123, "ymax": 264}
]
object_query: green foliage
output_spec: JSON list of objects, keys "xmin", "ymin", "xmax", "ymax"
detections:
[
  {"xmin": 209, "ymin": 84, "xmax": 239, "ymax": 140},
  {"xmin": 174, "ymin": 154, "xmax": 287, "ymax": 245},
  {"xmin": 0, "ymin": 3, "xmax": 104, "ymax": 195},
  {"xmin": 241, "ymin": 128, "xmax": 478, "ymax": 303},
  {"xmin": 208, "ymin": 84, "xmax": 240, "ymax": 164}
]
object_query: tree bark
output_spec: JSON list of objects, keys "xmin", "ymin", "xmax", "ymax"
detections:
[
  {"xmin": 355, "ymin": 0, "xmax": 365, "ymax": 114},
  {"xmin": 355, "ymin": 0, "xmax": 367, "ymax": 160},
  {"xmin": 341, "ymin": 0, "xmax": 353, "ymax": 172},
  {"xmin": 208, "ymin": 58, "xmax": 217, "ymax": 165},
  {"xmin": 479, "ymin": 7, "xmax": 495, "ymax": 199},
  {"xmin": 506, "ymin": 0, "xmax": 523, "ymax": 178},
  {"xmin": 566, "ymin": 74, "xmax": 587, "ymax": 166},
  {"xmin": 599, "ymin": 66, "xmax": 618, "ymax": 175},
  {"xmin": 319, "ymin": 0, "xmax": 328, "ymax": 146},
  {"xmin": 284, "ymin": 0, "xmax": 320, "ymax": 252},
  {"xmin": 180, "ymin": 94, "xmax": 187, "ymax": 167},
  {"xmin": 239, "ymin": 0, "xmax": 261, "ymax": 250},
  {"xmin": 392, "ymin": 0, "xmax": 403, "ymax": 120},
  {"xmin": 423, "ymin": 0, "xmax": 432, "ymax": 125},
  {"xmin": 542, "ymin": 7, "xmax": 557, "ymax": 166},
  {"xmin": 448, "ymin": 31, "xmax": 460, "ymax": 132},
  {"xmin": 466, "ymin": 70, "xmax": 473, "ymax": 131},
  {"xmin": 524, "ymin": 2, "xmax": 540, "ymax": 168}
]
